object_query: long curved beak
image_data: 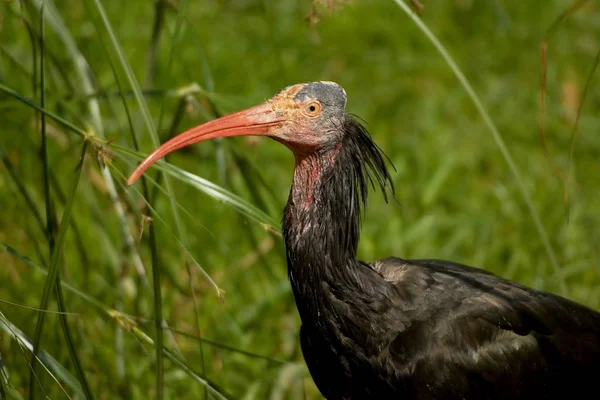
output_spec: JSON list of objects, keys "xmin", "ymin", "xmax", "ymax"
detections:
[{"xmin": 127, "ymin": 103, "xmax": 282, "ymax": 185}]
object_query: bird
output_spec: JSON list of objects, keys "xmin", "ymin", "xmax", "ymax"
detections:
[{"xmin": 128, "ymin": 82, "xmax": 600, "ymax": 399}]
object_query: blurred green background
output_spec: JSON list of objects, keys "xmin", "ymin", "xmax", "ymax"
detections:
[{"xmin": 1, "ymin": 0, "xmax": 599, "ymax": 398}]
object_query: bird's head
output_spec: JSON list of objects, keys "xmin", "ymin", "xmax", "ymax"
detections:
[{"xmin": 127, "ymin": 81, "xmax": 348, "ymax": 185}]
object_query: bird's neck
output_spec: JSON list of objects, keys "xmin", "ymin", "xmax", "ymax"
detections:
[
  {"xmin": 283, "ymin": 150, "xmax": 362, "ymax": 319},
  {"xmin": 284, "ymin": 145, "xmax": 362, "ymax": 258},
  {"xmin": 282, "ymin": 117, "xmax": 394, "ymax": 328}
]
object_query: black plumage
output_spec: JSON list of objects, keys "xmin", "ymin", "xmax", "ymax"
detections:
[
  {"xmin": 129, "ymin": 82, "xmax": 600, "ymax": 400},
  {"xmin": 283, "ymin": 113, "xmax": 599, "ymax": 399}
]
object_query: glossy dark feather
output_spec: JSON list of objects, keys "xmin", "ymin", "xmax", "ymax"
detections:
[
  {"xmin": 295, "ymin": 219, "xmax": 600, "ymax": 398},
  {"xmin": 283, "ymin": 111, "xmax": 600, "ymax": 399}
]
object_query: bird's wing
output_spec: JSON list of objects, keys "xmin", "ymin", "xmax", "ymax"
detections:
[
  {"xmin": 370, "ymin": 257, "xmax": 600, "ymax": 395},
  {"xmin": 372, "ymin": 257, "xmax": 600, "ymax": 335}
]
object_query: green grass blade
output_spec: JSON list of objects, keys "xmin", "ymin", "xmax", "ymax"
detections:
[
  {"xmin": 111, "ymin": 145, "xmax": 279, "ymax": 229},
  {"xmin": 97, "ymin": 48, "xmax": 187, "ymax": 370},
  {"xmin": 106, "ymin": 311, "xmax": 232, "ymax": 400},
  {"xmin": 0, "ymin": 45, "xmax": 32, "ymax": 81},
  {"xmin": 99, "ymin": 12, "xmax": 163, "ymax": 393},
  {"xmin": 29, "ymin": 141, "xmax": 91, "ymax": 398},
  {"xmin": 86, "ymin": 0, "xmax": 156, "ymax": 143},
  {"xmin": 148, "ymin": 94, "xmax": 188, "ymax": 198},
  {"xmin": 109, "ymin": 142, "xmax": 279, "ymax": 230},
  {"xmin": 11, "ymin": 10, "xmax": 150, "ymax": 356},
  {"xmin": 145, "ymin": 1, "xmax": 195, "ymax": 390},
  {"xmin": 30, "ymin": 1, "xmax": 147, "ymax": 317},
  {"xmin": 6, "ymin": 3, "xmax": 77, "ymax": 96},
  {"xmin": 30, "ymin": 8, "xmax": 51, "ymax": 393},
  {"xmin": 0, "ymin": 354, "xmax": 6, "ymax": 400},
  {"xmin": 39, "ymin": 0, "xmax": 52, "ymax": 286},
  {"xmin": 393, "ymin": 0, "xmax": 566, "ymax": 295},
  {"xmin": 155, "ymin": 0, "xmax": 190, "ymax": 139},
  {"xmin": 0, "ymin": 148, "xmax": 45, "ymax": 236},
  {"xmin": 154, "ymin": 0, "xmax": 193, "ymax": 241},
  {"xmin": 1, "ymin": 308, "xmax": 86, "ymax": 399},
  {"xmin": 53, "ymin": 280, "xmax": 94, "ymax": 400},
  {"xmin": 163, "ymin": 327, "xmax": 289, "ymax": 365},
  {"xmin": 0, "ymin": 83, "xmax": 88, "ymax": 139},
  {"xmin": 148, "ymin": 203, "xmax": 164, "ymax": 399},
  {"xmin": 30, "ymin": 12, "xmax": 92, "ymax": 396},
  {"xmin": 96, "ymin": 29, "xmax": 147, "ymax": 379},
  {"xmin": 144, "ymin": 0, "xmax": 168, "ymax": 89},
  {"xmin": 1, "ymin": 31, "xmax": 165, "ymax": 334},
  {"xmin": 109, "ymin": 166, "xmax": 224, "ymax": 295},
  {"xmin": 0, "ymin": 312, "xmax": 81, "ymax": 398},
  {"xmin": 30, "ymin": 0, "xmax": 104, "ymax": 136},
  {"xmin": 0, "ymin": 300, "xmax": 77, "ymax": 315},
  {"xmin": 151, "ymin": 1, "xmax": 199, "ymax": 392},
  {"xmin": 2, "ymin": 242, "xmax": 236, "ymax": 399},
  {"xmin": 48, "ymin": 171, "xmax": 91, "ymax": 272},
  {"xmin": 129, "ymin": 325, "xmax": 232, "ymax": 400},
  {"xmin": 20, "ymin": 3, "xmax": 38, "ymax": 100},
  {"xmin": 48, "ymin": 144, "xmax": 94, "ymax": 400},
  {"xmin": 565, "ymin": 47, "xmax": 599, "ymax": 208},
  {"xmin": 0, "ymin": 243, "xmax": 107, "ymax": 314},
  {"xmin": 84, "ymin": 3, "xmax": 188, "ymax": 393},
  {"xmin": 151, "ymin": 3, "xmax": 206, "ymax": 390}
]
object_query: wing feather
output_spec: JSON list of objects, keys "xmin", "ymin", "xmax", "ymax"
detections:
[{"xmin": 370, "ymin": 257, "xmax": 600, "ymax": 397}]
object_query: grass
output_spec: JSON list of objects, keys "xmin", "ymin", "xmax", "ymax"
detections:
[{"xmin": 1, "ymin": 0, "xmax": 599, "ymax": 398}]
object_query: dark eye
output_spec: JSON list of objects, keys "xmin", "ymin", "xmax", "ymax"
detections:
[{"xmin": 305, "ymin": 101, "xmax": 321, "ymax": 116}]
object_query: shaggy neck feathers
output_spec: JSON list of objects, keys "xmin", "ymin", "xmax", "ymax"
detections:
[{"xmin": 282, "ymin": 115, "xmax": 394, "ymax": 322}]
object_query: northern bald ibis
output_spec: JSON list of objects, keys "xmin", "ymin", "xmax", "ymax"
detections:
[{"xmin": 129, "ymin": 82, "xmax": 600, "ymax": 399}]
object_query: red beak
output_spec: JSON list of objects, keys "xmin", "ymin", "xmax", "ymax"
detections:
[{"xmin": 127, "ymin": 103, "xmax": 282, "ymax": 185}]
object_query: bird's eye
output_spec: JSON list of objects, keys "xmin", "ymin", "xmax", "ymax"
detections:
[{"xmin": 304, "ymin": 101, "xmax": 321, "ymax": 117}]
